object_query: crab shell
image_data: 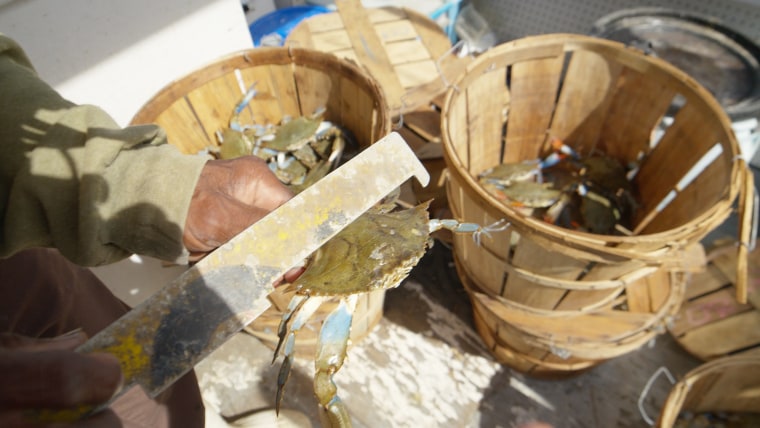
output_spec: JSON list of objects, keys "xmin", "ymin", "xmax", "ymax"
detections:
[{"xmin": 285, "ymin": 201, "xmax": 433, "ymax": 297}]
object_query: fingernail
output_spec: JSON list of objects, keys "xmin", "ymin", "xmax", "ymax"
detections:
[
  {"xmin": 50, "ymin": 328, "xmax": 87, "ymax": 347},
  {"xmin": 54, "ymin": 328, "xmax": 85, "ymax": 340}
]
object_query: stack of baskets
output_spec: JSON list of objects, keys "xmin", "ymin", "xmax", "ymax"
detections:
[
  {"xmin": 441, "ymin": 34, "xmax": 754, "ymax": 376},
  {"xmin": 130, "ymin": 47, "xmax": 391, "ymax": 356}
]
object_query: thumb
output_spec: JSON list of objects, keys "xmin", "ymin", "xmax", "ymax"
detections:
[{"xmin": 0, "ymin": 330, "xmax": 88, "ymax": 352}]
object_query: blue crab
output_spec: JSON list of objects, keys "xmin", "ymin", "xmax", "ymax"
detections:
[
  {"xmin": 478, "ymin": 137, "xmax": 638, "ymax": 234},
  {"xmin": 215, "ymin": 82, "xmax": 352, "ymax": 193},
  {"xmin": 272, "ymin": 200, "xmax": 508, "ymax": 427}
]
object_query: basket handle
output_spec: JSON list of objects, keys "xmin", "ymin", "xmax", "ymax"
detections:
[
  {"xmin": 736, "ymin": 163, "xmax": 758, "ymax": 304},
  {"xmin": 638, "ymin": 366, "xmax": 677, "ymax": 426},
  {"xmin": 395, "ymin": 41, "xmax": 472, "ymax": 127}
]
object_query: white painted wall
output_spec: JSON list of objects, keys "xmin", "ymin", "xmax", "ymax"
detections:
[
  {"xmin": 0, "ymin": 0, "xmax": 253, "ymax": 126},
  {"xmin": 0, "ymin": 0, "xmax": 254, "ymax": 305}
]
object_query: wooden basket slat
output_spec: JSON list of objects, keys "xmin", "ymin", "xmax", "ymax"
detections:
[
  {"xmin": 456, "ymin": 43, "xmax": 564, "ymax": 93},
  {"xmin": 623, "ymin": 278, "xmax": 653, "ymax": 313},
  {"xmin": 293, "ymin": 62, "xmax": 337, "ymax": 120},
  {"xmin": 684, "ymin": 262, "xmax": 730, "ymax": 300},
  {"xmin": 381, "ymin": 31, "xmax": 424, "ymax": 55},
  {"xmin": 670, "ymin": 286, "xmax": 753, "ymax": 336},
  {"xmin": 466, "ymin": 67, "xmax": 508, "ymax": 174},
  {"xmin": 184, "ymin": 73, "xmax": 243, "ymax": 142},
  {"xmin": 154, "ymin": 99, "xmax": 213, "ymax": 154},
  {"xmin": 505, "ymin": 239, "xmax": 583, "ymax": 309},
  {"xmin": 633, "ymin": 98, "xmax": 731, "ymax": 227},
  {"xmin": 504, "ymin": 55, "xmax": 565, "ymax": 163},
  {"xmin": 669, "ymin": 242, "xmax": 760, "ymax": 361},
  {"xmin": 683, "ymin": 361, "xmax": 760, "ymax": 413},
  {"xmin": 624, "ymin": 267, "xmax": 671, "ymax": 313},
  {"xmin": 580, "ymin": 259, "xmax": 650, "ymax": 283},
  {"xmin": 502, "ymin": 274, "xmax": 567, "ymax": 310},
  {"xmin": 454, "ymin": 234, "xmax": 508, "ymax": 298},
  {"xmin": 337, "ymin": 70, "xmax": 372, "ymax": 145},
  {"xmin": 504, "ymin": 308, "xmax": 657, "ymax": 345},
  {"xmin": 491, "ymin": 318, "xmax": 546, "ymax": 359},
  {"xmin": 471, "ymin": 307, "xmax": 540, "ymax": 373},
  {"xmin": 647, "ymin": 269, "xmax": 672, "ymax": 311},
  {"xmin": 483, "ymin": 215, "xmax": 514, "ymax": 262},
  {"xmin": 641, "ymin": 156, "xmax": 732, "ymax": 234},
  {"xmin": 676, "ymin": 310, "xmax": 760, "ymax": 360},
  {"xmin": 552, "ymin": 287, "xmax": 623, "ymax": 312},
  {"xmin": 237, "ymin": 63, "xmax": 300, "ymax": 125},
  {"xmin": 597, "ymin": 67, "xmax": 677, "ymax": 163},
  {"xmin": 499, "ymin": 272, "xmax": 684, "ymax": 356},
  {"xmin": 468, "ymin": 270, "xmax": 602, "ymax": 376},
  {"xmin": 659, "ymin": 356, "xmax": 760, "ymax": 426},
  {"xmin": 712, "ymin": 246, "xmax": 744, "ymax": 285},
  {"xmin": 632, "ymin": 102, "xmax": 713, "ymax": 211},
  {"xmin": 461, "ymin": 251, "xmax": 686, "ymax": 367},
  {"xmin": 444, "ymin": 90, "xmax": 470, "ymax": 169},
  {"xmin": 547, "ymin": 49, "xmax": 621, "ymax": 154},
  {"xmin": 510, "ymin": 237, "xmax": 587, "ymax": 278},
  {"xmin": 475, "ymin": 288, "xmax": 658, "ymax": 351},
  {"xmin": 477, "ymin": 281, "xmax": 669, "ymax": 343}
]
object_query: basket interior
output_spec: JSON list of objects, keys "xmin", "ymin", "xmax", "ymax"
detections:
[
  {"xmin": 131, "ymin": 48, "xmax": 388, "ymax": 156},
  {"xmin": 444, "ymin": 36, "xmax": 740, "ymax": 236}
]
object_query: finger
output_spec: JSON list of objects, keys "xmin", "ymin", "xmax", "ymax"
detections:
[
  {"xmin": 66, "ymin": 408, "xmax": 121, "ymax": 428},
  {"xmin": 0, "ymin": 351, "xmax": 122, "ymax": 409},
  {"xmin": 223, "ymin": 157, "xmax": 293, "ymax": 211},
  {"xmin": 184, "ymin": 191, "xmax": 272, "ymax": 255},
  {"xmin": 0, "ymin": 408, "xmax": 121, "ymax": 428},
  {"xmin": 281, "ymin": 266, "xmax": 306, "ymax": 285},
  {"xmin": 0, "ymin": 331, "xmax": 87, "ymax": 352}
]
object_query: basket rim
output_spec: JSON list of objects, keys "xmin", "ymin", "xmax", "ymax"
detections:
[
  {"xmin": 658, "ymin": 354, "xmax": 760, "ymax": 426},
  {"xmin": 441, "ymin": 33, "xmax": 745, "ymax": 252},
  {"xmin": 129, "ymin": 46, "xmax": 391, "ymax": 131}
]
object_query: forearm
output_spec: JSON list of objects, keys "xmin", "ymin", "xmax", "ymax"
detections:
[{"xmin": 0, "ymin": 34, "xmax": 207, "ymax": 266}]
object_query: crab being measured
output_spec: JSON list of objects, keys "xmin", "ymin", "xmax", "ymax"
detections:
[{"xmin": 272, "ymin": 200, "xmax": 507, "ymax": 427}]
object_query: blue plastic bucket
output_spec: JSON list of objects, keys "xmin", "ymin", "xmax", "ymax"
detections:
[{"xmin": 249, "ymin": 6, "xmax": 331, "ymax": 47}]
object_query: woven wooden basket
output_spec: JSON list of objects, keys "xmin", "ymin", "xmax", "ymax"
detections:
[
  {"xmin": 658, "ymin": 354, "xmax": 760, "ymax": 427},
  {"xmin": 669, "ymin": 240, "xmax": 760, "ymax": 361},
  {"xmin": 462, "ymin": 257, "xmax": 687, "ymax": 377},
  {"xmin": 130, "ymin": 47, "xmax": 391, "ymax": 356},
  {"xmin": 441, "ymin": 34, "xmax": 754, "ymax": 315}
]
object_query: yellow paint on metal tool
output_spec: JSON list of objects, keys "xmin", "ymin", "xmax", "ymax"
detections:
[{"xmin": 102, "ymin": 333, "xmax": 150, "ymax": 380}]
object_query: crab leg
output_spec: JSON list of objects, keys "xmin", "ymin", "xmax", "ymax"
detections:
[
  {"xmin": 229, "ymin": 82, "xmax": 258, "ymax": 132},
  {"xmin": 429, "ymin": 218, "xmax": 510, "ymax": 246},
  {"xmin": 273, "ymin": 294, "xmax": 307, "ymax": 363},
  {"xmin": 274, "ymin": 295, "xmax": 325, "ymax": 413},
  {"xmin": 314, "ymin": 294, "xmax": 358, "ymax": 428}
]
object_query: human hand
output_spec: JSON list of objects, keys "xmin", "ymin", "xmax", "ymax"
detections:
[
  {"xmin": 183, "ymin": 156, "xmax": 304, "ymax": 282},
  {"xmin": 183, "ymin": 156, "xmax": 293, "ymax": 260},
  {"xmin": 0, "ymin": 331, "xmax": 122, "ymax": 427}
]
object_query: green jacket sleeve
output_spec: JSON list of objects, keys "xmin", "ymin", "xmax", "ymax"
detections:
[{"xmin": 0, "ymin": 34, "xmax": 208, "ymax": 266}]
